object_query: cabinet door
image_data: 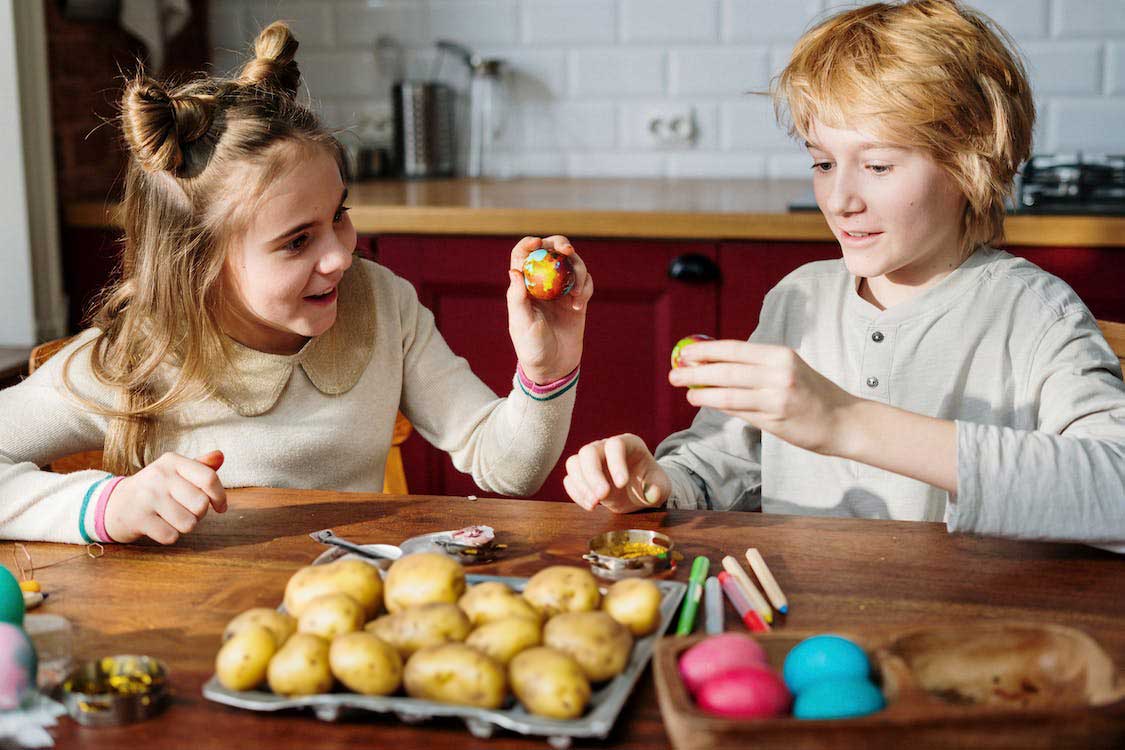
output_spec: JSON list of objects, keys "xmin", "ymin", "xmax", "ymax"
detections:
[
  {"xmin": 718, "ymin": 241, "xmax": 840, "ymax": 339},
  {"xmin": 376, "ymin": 236, "xmax": 719, "ymax": 501},
  {"xmin": 1004, "ymin": 245, "xmax": 1125, "ymax": 321}
]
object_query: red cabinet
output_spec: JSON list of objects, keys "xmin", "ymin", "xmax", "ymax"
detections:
[{"xmin": 375, "ymin": 236, "xmax": 718, "ymax": 501}]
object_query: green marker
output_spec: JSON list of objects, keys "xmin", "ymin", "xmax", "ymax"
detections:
[{"xmin": 675, "ymin": 556, "xmax": 710, "ymax": 636}]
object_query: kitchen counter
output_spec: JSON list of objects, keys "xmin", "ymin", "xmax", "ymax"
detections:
[{"xmin": 65, "ymin": 177, "xmax": 1125, "ymax": 246}]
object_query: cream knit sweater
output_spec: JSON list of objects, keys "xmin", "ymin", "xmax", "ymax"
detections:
[{"xmin": 0, "ymin": 259, "xmax": 577, "ymax": 543}]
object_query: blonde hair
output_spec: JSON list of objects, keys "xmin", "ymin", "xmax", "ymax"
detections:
[
  {"xmin": 773, "ymin": 0, "xmax": 1035, "ymax": 256},
  {"xmin": 66, "ymin": 21, "xmax": 343, "ymax": 474}
]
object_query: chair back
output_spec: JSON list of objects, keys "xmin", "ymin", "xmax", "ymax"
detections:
[
  {"xmin": 1096, "ymin": 319, "xmax": 1125, "ymax": 366},
  {"xmin": 29, "ymin": 336, "xmax": 413, "ymax": 491}
]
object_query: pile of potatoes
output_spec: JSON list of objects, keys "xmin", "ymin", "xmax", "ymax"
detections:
[{"xmin": 215, "ymin": 552, "xmax": 665, "ymax": 720}]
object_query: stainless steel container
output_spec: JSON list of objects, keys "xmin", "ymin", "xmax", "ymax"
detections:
[{"xmin": 392, "ymin": 81, "xmax": 456, "ymax": 178}]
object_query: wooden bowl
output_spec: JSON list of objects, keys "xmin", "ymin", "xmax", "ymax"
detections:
[{"xmin": 652, "ymin": 622, "xmax": 1125, "ymax": 749}]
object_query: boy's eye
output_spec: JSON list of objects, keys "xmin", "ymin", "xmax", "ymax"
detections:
[
  {"xmin": 811, "ymin": 162, "xmax": 833, "ymax": 172},
  {"xmin": 333, "ymin": 205, "xmax": 351, "ymax": 223},
  {"xmin": 286, "ymin": 233, "xmax": 309, "ymax": 253},
  {"xmin": 868, "ymin": 164, "xmax": 892, "ymax": 175}
]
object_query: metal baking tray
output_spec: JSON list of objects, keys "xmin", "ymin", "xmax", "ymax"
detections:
[{"xmin": 202, "ymin": 547, "xmax": 687, "ymax": 748}]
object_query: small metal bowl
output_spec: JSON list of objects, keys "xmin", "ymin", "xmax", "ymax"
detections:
[
  {"xmin": 583, "ymin": 529, "xmax": 676, "ymax": 580},
  {"xmin": 59, "ymin": 654, "xmax": 169, "ymax": 727}
]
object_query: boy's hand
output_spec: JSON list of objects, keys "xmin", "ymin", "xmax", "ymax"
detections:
[
  {"xmin": 507, "ymin": 235, "xmax": 593, "ymax": 384},
  {"xmin": 103, "ymin": 450, "xmax": 227, "ymax": 544},
  {"xmin": 562, "ymin": 433, "xmax": 671, "ymax": 513},
  {"xmin": 668, "ymin": 339, "xmax": 858, "ymax": 456}
]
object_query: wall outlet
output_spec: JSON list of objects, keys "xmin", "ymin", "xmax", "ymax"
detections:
[{"xmin": 642, "ymin": 106, "xmax": 697, "ymax": 149}]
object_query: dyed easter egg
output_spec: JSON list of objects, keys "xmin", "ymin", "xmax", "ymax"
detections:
[
  {"xmin": 782, "ymin": 634, "xmax": 871, "ymax": 695},
  {"xmin": 670, "ymin": 334, "xmax": 714, "ymax": 369},
  {"xmin": 0, "ymin": 566, "xmax": 25, "ymax": 626},
  {"xmin": 695, "ymin": 664, "xmax": 792, "ymax": 719},
  {"xmin": 792, "ymin": 677, "xmax": 885, "ymax": 720},
  {"xmin": 678, "ymin": 633, "xmax": 769, "ymax": 695},
  {"xmin": 522, "ymin": 249, "xmax": 576, "ymax": 300},
  {"xmin": 0, "ymin": 622, "xmax": 37, "ymax": 710}
]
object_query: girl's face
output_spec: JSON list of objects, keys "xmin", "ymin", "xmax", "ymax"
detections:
[
  {"xmin": 220, "ymin": 147, "xmax": 356, "ymax": 354},
  {"xmin": 807, "ymin": 119, "xmax": 968, "ymax": 308}
]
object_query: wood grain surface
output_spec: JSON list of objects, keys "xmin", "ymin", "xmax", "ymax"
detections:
[{"xmin": 3, "ymin": 489, "xmax": 1122, "ymax": 749}]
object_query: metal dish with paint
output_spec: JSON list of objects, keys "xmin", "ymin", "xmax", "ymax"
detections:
[
  {"xmin": 202, "ymin": 551, "xmax": 686, "ymax": 748},
  {"xmin": 59, "ymin": 654, "xmax": 169, "ymax": 727},
  {"xmin": 583, "ymin": 529, "xmax": 676, "ymax": 580}
]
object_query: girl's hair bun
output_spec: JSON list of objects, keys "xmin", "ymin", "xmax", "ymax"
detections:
[
  {"xmin": 237, "ymin": 21, "xmax": 301, "ymax": 97},
  {"xmin": 121, "ymin": 77, "xmax": 216, "ymax": 173}
]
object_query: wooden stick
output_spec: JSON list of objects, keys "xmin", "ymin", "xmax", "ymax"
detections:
[
  {"xmin": 720, "ymin": 555, "xmax": 772, "ymax": 624},
  {"xmin": 745, "ymin": 548, "xmax": 788, "ymax": 614}
]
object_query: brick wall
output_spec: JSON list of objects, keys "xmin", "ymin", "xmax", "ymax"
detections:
[{"xmin": 210, "ymin": 0, "xmax": 1125, "ymax": 178}]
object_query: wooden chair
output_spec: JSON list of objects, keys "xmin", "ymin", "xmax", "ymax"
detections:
[
  {"xmin": 1096, "ymin": 319, "xmax": 1125, "ymax": 366},
  {"xmin": 28, "ymin": 337, "xmax": 413, "ymax": 493}
]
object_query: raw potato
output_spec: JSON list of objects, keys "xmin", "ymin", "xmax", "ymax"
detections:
[
  {"xmin": 215, "ymin": 624, "xmax": 276, "ymax": 691},
  {"xmin": 602, "ymin": 578, "xmax": 663, "ymax": 636},
  {"xmin": 283, "ymin": 559, "xmax": 384, "ymax": 618},
  {"xmin": 521, "ymin": 566, "xmax": 601, "ymax": 618},
  {"xmin": 364, "ymin": 602, "xmax": 471, "ymax": 658},
  {"xmin": 459, "ymin": 582, "xmax": 542, "ymax": 627},
  {"xmin": 328, "ymin": 631, "xmax": 403, "ymax": 696},
  {"xmin": 509, "ymin": 647, "xmax": 591, "ymax": 719},
  {"xmin": 297, "ymin": 593, "xmax": 366, "ymax": 640},
  {"xmin": 544, "ymin": 611, "xmax": 634, "ymax": 682},
  {"xmin": 222, "ymin": 608, "xmax": 296, "ymax": 646},
  {"xmin": 403, "ymin": 643, "xmax": 507, "ymax": 709},
  {"xmin": 383, "ymin": 553, "xmax": 466, "ymax": 614},
  {"xmin": 267, "ymin": 633, "xmax": 333, "ymax": 696},
  {"xmin": 465, "ymin": 617, "xmax": 542, "ymax": 666}
]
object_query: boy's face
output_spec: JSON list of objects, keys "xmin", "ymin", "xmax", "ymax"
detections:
[
  {"xmin": 220, "ymin": 147, "xmax": 356, "ymax": 354},
  {"xmin": 806, "ymin": 120, "xmax": 967, "ymax": 305}
]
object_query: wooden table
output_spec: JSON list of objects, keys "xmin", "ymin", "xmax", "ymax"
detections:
[{"xmin": 3, "ymin": 489, "xmax": 1123, "ymax": 748}]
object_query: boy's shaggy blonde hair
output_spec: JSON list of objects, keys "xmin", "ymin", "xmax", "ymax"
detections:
[{"xmin": 774, "ymin": 0, "xmax": 1035, "ymax": 256}]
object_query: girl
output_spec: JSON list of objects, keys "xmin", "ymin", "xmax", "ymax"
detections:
[
  {"xmin": 561, "ymin": 0, "xmax": 1125, "ymax": 548},
  {"xmin": 0, "ymin": 22, "xmax": 592, "ymax": 545}
]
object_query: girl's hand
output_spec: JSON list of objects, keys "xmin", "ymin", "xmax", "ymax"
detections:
[
  {"xmin": 103, "ymin": 450, "xmax": 227, "ymax": 544},
  {"xmin": 507, "ymin": 235, "xmax": 593, "ymax": 384},
  {"xmin": 668, "ymin": 339, "xmax": 859, "ymax": 456},
  {"xmin": 562, "ymin": 433, "xmax": 671, "ymax": 513}
]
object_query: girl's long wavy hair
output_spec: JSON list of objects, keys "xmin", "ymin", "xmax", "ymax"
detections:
[{"xmin": 64, "ymin": 21, "xmax": 343, "ymax": 474}]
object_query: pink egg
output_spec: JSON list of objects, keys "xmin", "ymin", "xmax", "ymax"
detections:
[
  {"xmin": 678, "ymin": 633, "xmax": 769, "ymax": 695},
  {"xmin": 695, "ymin": 665, "xmax": 792, "ymax": 719}
]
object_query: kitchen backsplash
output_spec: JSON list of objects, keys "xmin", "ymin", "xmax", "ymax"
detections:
[{"xmin": 210, "ymin": 0, "xmax": 1125, "ymax": 178}]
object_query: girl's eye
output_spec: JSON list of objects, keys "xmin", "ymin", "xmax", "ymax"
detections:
[
  {"xmin": 868, "ymin": 164, "xmax": 892, "ymax": 175},
  {"xmin": 333, "ymin": 205, "xmax": 351, "ymax": 223},
  {"xmin": 811, "ymin": 162, "xmax": 833, "ymax": 173},
  {"xmin": 286, "ymin": 233, "xmax": 309, "ymax": 253}
]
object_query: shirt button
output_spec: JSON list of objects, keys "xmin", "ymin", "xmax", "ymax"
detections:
[
  {"xmin": 871, "ymin": 331, "xmax": 884, "ymax": 342},
  {"xmin": 866, "ymin": 376, "xmax": 879, "ymax": 388}
]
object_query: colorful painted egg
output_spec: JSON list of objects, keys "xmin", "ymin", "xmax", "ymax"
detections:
[
  {"xmin": 522, "ymin": 249, "xmax": 576, "ymax": 300},
  {"xmin": 670, "ymin": 334, "xmax": 714, "ymax": 369},
  {"xmin": 0, "ymin": 566, "xmax": 25, "ymax": 626},
  {"xmin": 792, "ymin": 677, "xmax": 885, "ymax": 719},
  {"xmin": 695, "ymin": 664, "xmax": 792, "ymax": 719},
  {"xmin": 0, "ymin": 622, "xmax": 37, "ymax": 709},
  {"xmin": 782, "ymin": 634, "xmax": 871, "ymax": 694}
]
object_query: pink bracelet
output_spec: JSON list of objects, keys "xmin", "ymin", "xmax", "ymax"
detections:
[
  {"xmin": 94, "ymin": 476, "xmax": 124, "ymax": 543},
  {"xmin": 516, "ymin": 363, "xmax": 579, "ymax": 394}
]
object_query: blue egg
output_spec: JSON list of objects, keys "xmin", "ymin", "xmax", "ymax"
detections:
[
  {"xmin": 782, "ymin": 634, "xmax": 871, "ymax": 694},
  {"xmin": 793, "ymin": 677, "xmax": 885, "ymax": 719}
]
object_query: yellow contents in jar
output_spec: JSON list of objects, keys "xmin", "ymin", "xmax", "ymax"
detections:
[{"xmin": 599, "ymin": 542, "xmax": 668, "ymax": 559}]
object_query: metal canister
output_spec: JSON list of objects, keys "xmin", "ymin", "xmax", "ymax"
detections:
[{"xmin": 392, "ymin": 81, "xmax": 456, "ymax": 178}]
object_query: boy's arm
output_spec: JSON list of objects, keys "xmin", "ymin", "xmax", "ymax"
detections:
[{"xmin": 654, "ymin": 406, "xmax": 764, "ymax": 511}]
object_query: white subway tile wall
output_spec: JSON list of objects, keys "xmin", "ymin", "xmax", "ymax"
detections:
[{"xmin": 211, "ymin": 0, "xmax": 1125, "ymax": 178}]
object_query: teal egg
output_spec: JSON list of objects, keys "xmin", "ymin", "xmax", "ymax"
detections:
[
  {"xmin": 793, "ymin": 677, "xmax": 885, "ymax": 719},
  {"xmin": 782, "ymin": 634, "xmax": 870, "ymax": 694},
  {"xmin": 0, "ymin": 567, "xmax": 24, "ymax": 626},
  {"xmin": 0, "ymin": 622, "xmax": 37, "ymax": 709}
]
